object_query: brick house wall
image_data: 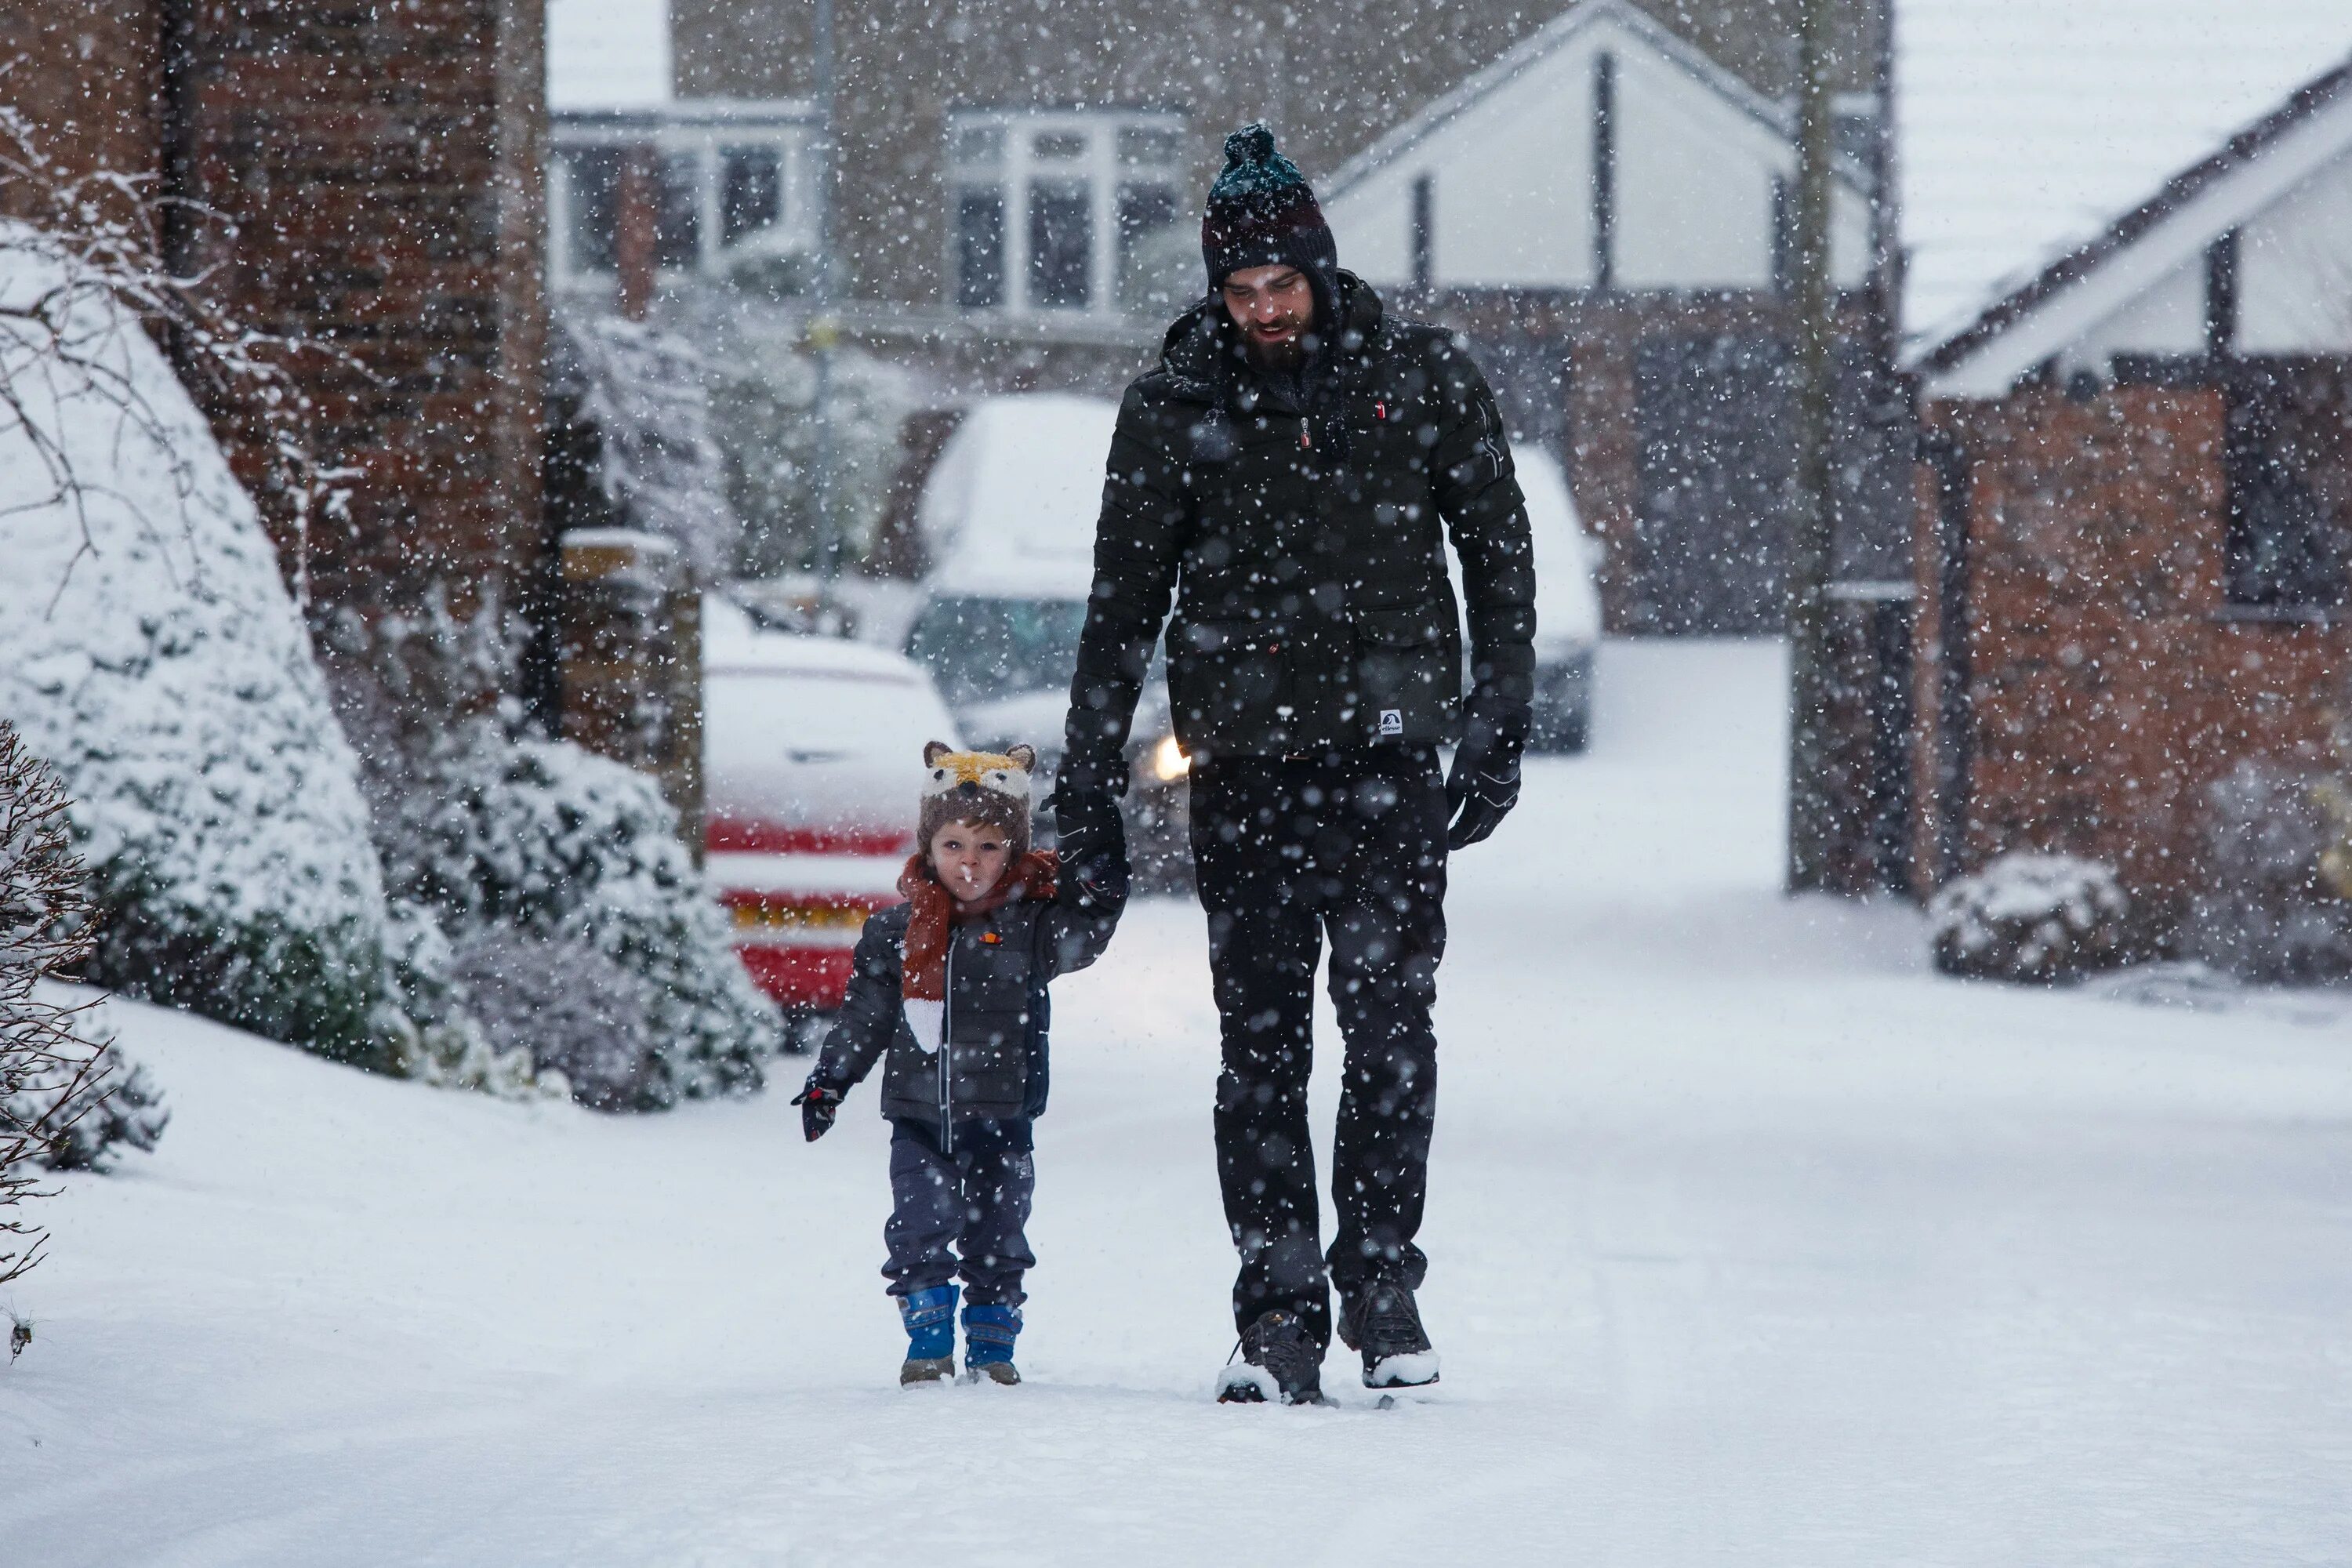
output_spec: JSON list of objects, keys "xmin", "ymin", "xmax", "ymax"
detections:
[
  {"xmin": 1911, "ymin": 384, "xmax": 2352, "ymax": 915},
  {"xmin": 163, "ymin": 0, "xmax": 547, "ymax": 618},
  {"xmin": 0, "ymin": 2, "xmax": 158, "ymax": 205}
]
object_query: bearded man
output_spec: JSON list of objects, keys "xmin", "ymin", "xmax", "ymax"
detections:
[{"xmin": 1052, "ymin": 123, "xmax": 1536, "ymax": 1405}]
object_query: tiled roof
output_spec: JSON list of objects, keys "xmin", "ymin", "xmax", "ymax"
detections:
[{"xmin": 1897, "ymin": 0, "xmax": 2352, "ymax": 351}]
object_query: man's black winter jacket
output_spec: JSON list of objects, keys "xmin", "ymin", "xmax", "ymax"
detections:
[
  {"xmin": 1065, "ymin": 274, "xmax": 1537, "ymax": 771},
  {"xmin": 811, "ymin": 884, "xmax": 1121, "ymax": 1127}
]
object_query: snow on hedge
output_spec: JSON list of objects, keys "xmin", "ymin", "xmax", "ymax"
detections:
[{"xmin": 0, "ymin": 224, "xmax": 398, "ymax": 1065}]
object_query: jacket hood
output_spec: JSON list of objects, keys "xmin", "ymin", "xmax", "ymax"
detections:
[{"xmin": 1156, "ymin": 270, "xmax": 1385, "ymax": 406}]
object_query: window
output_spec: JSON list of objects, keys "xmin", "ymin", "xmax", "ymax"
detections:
[
  {"xmin": 548, "ymin": 111, "xmax": 813, "ymax": 288},
  {"xmin": 1116, "ymin": 182, "xmax": 1178, "ymax": 309},
  {"xmin": 2224, "ymin": 370, "xmax": 2350, "ymax": 609},
  {"xmin": 956, "ymin": 189, "xmax": 1006, "ymax": 308},
  {"xmin": 561, "ymin": 147, "xmax": 623, "ymax": 274},
  {"xmin": 1027, "ymin": 180, "xmax": 1093, "ymax": 309},
  {"xmin": 721, "ymin": 146, "xmax": 782, "ymax": 246},
  {"xmin": 945, "ymin": 108, "xmax": 1185, "ymax": 317},
  {"xmin": 655, "ymin": 152, "xmax": 701, "ymax": 269}
]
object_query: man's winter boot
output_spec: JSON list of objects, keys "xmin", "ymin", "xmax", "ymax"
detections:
[
  {"xmin": 961, "ymin": 1302, "xmax": 1022, "ymax": 1385},
  {"xmin": 1341, "ymin": 1279, "xmax": 1439, "ymax": 1389},
  {"xmin": 898, "ymin": 1284, "xmax": 958, "ymax": 1386},
  {"xmin": 1217, "ymin": 1309, "xmax": 1326, "ymax": 1405}
]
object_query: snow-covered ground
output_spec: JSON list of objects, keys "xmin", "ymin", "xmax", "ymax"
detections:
[{"xmin": 6, "ymin": 641, "xmax": 2350, "ymax": 1566}]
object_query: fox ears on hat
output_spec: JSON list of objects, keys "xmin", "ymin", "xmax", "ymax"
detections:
[{"xmin": 923, "ymin": 739, "xmax": 1036, "ymax": 797}]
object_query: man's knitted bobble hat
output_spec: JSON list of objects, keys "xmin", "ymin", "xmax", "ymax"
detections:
[{"xmin": 1200, "ymin": 122, "xmax": 1339, "ymax": 303}]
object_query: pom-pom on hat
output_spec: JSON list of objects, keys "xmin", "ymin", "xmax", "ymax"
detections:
[
  {"xmin": 1201, "ymin": 122, "xmax": 1339, "ymax": 312},
  {"xmin": 917, "ymin": 740, "xmax": 1036, "ymax": 861}
]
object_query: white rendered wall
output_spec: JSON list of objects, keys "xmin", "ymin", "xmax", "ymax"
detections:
[
  {"xmin": 2061, "ymin": 254, "xmax": 2207, "ymax": 372},
  {"xmin": 2238, "ymin": 152, "xmax": 2352, "ymax": 354}
]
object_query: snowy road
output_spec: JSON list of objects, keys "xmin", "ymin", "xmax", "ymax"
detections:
[{"xmin": 7, "ymin": 641, "xmax": 2350, "ymax": 1565}]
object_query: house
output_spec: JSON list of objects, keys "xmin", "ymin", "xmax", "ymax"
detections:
[{"xmin": 1893, "ymin": 1, "xmax": 2352, "ymax": 931}]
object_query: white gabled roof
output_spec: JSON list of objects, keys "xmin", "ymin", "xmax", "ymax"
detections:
[
  {"xmin": 547, "ymin": 0, "xmax": 673, "ymax": 113},
  {"xmin": 1897, "ymin": 0, "xmax": 2352, "ymax": 355},
  {"xmin": 1322, "ymin": 0, "xmax": 1821, "ymax": 202}
]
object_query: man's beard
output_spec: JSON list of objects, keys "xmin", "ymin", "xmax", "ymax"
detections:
[{"xmin": 1243, "ymin": 322, "xmax": 1311, "ymax": 372}]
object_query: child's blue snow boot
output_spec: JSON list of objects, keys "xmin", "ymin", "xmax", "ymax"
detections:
[
  {"xmin": 961, "ymin": 1301, "xmax": 1022, "ymax": 1385},
  {"xmin": 898, "ymin": 1284, "xmax": 957, "ymax": 1386}
]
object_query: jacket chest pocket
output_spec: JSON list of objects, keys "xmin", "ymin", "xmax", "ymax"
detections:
[
  {"xmin": 1350, "ymin": 606, "xmax": 1461, "ymax": 743},
  {"xmin": 1167, "ymin": 618, "xmax": 1294, "ymax": 758}
]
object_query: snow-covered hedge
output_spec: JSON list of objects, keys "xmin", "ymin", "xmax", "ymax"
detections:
[
  {"xmin": 0, "ymin": 223, "xmax": 401, "ymax": 1069},
  {"xmin": 381, "ymin": 721, "xmax": 777, "ymax": 1109},
  {"xmin": 1928, "ymin": 852, "xmax": 2134, "ymax": 983}
]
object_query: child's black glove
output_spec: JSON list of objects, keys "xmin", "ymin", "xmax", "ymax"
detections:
[{"xmin": 791, "ymin": 1081, "xmax": 844, "ymax": 1142}]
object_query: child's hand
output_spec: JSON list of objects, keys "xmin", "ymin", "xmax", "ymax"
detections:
[{"xmin": 791, "ymin": 1082, "xmax": 843, "ymax": 1142}]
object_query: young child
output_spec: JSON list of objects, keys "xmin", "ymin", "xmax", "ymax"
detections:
[{"xmin": 793, "ymin": 741, "xmax": 1126, "ymax": 1386}]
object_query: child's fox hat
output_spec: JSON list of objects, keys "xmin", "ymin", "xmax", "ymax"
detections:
[{"xmin": 918, "ymin": 741, "xmax": 1036, "ymax": 858}]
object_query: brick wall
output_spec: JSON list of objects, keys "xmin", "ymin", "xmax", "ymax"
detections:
[
  {"xmin": 165, "ymin": 0, "xmax": 546, "ymax": 618},
  {"xmin": 1912, "ymin": 386, "xmax": 2352, "ymax": 912},
  {"xmin": 0, "ymin": 1, "xmax": 158, "ymax": 215}
]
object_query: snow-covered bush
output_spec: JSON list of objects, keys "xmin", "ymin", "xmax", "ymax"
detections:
[
  {"xmin": 2183, "ymin": 760, "xmax": 2352, "ymax": 982},
  {"xmin": 0, "ymin": 220, "xmax": 401, "ymax": 1069},
  {"xmin": 380, "ymin": 724, "xmax": 778, "ymax": 1109},
  {"xmin": 1928, "ymin": 852, "xmax": 2135, "ymax": 983},
  {"xmin": 448, "ymin": 928, "xmax": 655, "ymax": 1112},
  {"xmin": 2, "ymin": 722, "xmax": 165, "ymax": 1287},
  {"xmin": 549, "ymin": 311, "xmax": 738, "ymax": 581},
  {"xmin": 328, "ymin": 586, "xmax": 774, "ymax": 1110}
]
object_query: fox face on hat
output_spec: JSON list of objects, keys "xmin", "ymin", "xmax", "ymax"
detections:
[
  {"xmin": 1200, "ymin": 122, "xmax": 1339, "ymax": 316},
  {"xmin": 918, "ymin": 740, "xmax": 1036, "ymax": 860}
]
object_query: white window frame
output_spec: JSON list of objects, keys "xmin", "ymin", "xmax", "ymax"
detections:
[
  {"xmin": 946, "ymin": 107, "xmax": 1186, "ymax": 319},
  {"xmin": 549, "ymin": 105, "xmax": 818, "ymax": 291}
]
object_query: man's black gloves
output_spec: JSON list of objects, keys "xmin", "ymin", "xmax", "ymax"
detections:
[
  {"xmin": 791, "ymin": 1080, "xmax": 843, "ymax": 1142},
  {"xmin": 1444, "ymin": 695, "xmax": 1531, "ymax": 850},
  {"xmin": 1047, "ymin": 754, "xmax": 1131, "ymax": 895}
]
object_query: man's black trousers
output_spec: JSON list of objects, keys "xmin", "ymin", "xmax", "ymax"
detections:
[{"xmin": 1189, "ymin": 743, "xmax": 1446, "ymax": 1349}]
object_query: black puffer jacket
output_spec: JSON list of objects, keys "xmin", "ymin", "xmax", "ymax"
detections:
[
  {"xmin": 1064, "ymin": 274, "xmax": 1536, "ymax": 771},
  {"xmin": 811, "ymin": 883, "xmax": 1121, "ymax": 1127}
]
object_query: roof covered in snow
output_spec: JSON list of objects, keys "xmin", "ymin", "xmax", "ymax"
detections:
[
  {"xmin": 547, "ymin": 0, "xmax": 673, "ymax": 112},
  {"xmin": 1898, "ymin": 0, "xmax": 2352, "ymax": 354}
]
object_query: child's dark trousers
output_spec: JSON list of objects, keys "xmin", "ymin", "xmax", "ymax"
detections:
[{"xmin": 882, "ymin": 1116, "xmax": 1035, "ymax": 1308}]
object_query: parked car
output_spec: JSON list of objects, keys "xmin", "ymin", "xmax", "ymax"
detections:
[
  {"xmin": 1515, "ymin": 448, "xmax": 1606, "ymax": 752},
  {"xmin": 906, "ymin": 394, "xmax": 1192, "ymax": 889},
  {"xmin": 702, "ymin": 597, "xmax": 962, "ymax": 1045}
]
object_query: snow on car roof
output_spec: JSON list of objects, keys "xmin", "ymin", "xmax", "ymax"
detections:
[
  {"xmin": 918, "ymin": 394, "xmax": 1119, "ymax": 601},
  {"xmin": 546, "ymin": 0, "xmax": 673, "ymax": 112},
  {"xmin": 702, "ymin": 597, "xmax": 928, "ymax": 681},
  {"xmin": 1899, "ymin": 0, "xmax": 2352, "ymax": 354}
]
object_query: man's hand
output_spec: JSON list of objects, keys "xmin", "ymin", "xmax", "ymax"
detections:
[
  {"xmin": 790, "ymin": 1081, "xmax": 844, "ymax": 1142},
  {"xmin": 1048, "ymin": 775, "xmax": 1131, "ymax": 894},
  {"xmin": 1444, "ymin": 697, "xmax": 1530, "ymax": 850}
]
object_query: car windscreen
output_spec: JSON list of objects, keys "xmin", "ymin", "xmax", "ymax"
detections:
[{"xmin": 906, "ymin": 596, "xmax": 1088, "ymax": 709}]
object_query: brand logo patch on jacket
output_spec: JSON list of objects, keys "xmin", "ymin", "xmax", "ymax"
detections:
[{"xmin": 1379, "ymin": 709, "xmax": 1404, "ymax": 735}]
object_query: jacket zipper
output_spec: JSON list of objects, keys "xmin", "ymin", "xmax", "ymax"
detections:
[{"xmin": 939, "ymin": 935, "xmax": 956, "ymax": 1155}]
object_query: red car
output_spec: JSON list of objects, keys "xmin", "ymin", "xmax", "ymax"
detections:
[{"xmin": 702, "ymin": 600, "xmax": 965, "ymax": 1036}]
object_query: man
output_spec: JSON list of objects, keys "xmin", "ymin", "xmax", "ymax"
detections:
[{"xmin": 1054, "ymin": 123, "xmax": 1535, "ymax": 1405}]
